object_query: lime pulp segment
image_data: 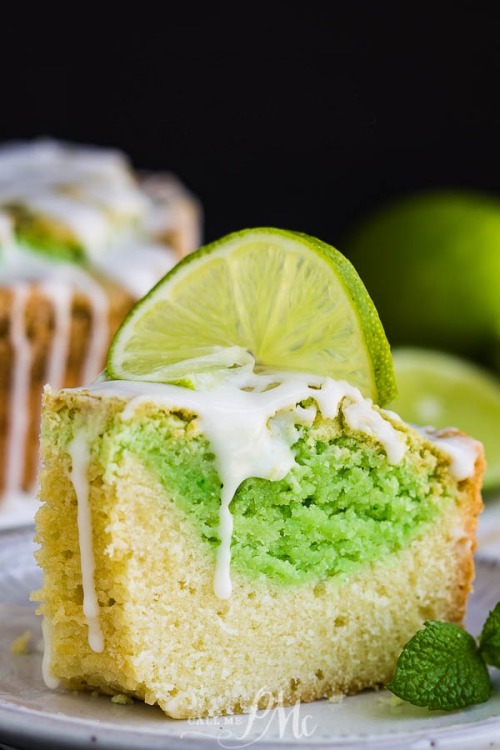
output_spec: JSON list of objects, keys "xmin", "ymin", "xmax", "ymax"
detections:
[{"xmin": 107, "ymin": 228, "xmax": 396, "ymax": 405}]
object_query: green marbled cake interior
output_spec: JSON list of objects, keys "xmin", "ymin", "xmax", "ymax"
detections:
[
  {"xmin": 4, "ymin": 202, "xmax": 85, "ymax": 262},
  {"xmin": 91, "ymin": 403, "xmax": 453, "ymax": 585}
]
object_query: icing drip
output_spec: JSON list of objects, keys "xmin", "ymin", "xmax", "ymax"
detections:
[
  {"xmin": 40, "ymin": 281, "xmax": 72, "ymax": 389},
  {"xmin": 68, "ymin": 430, "xmax": 105, "ymax": 653},
  {"xmin": 75, "ymin": 275, "xmax": 109, "ymax": 385},
  {"xmin": 0, "ymin": 269, "xmax": 109, "ymax": 504},
  {"xmin": 5, "ymin": 285, "xmax": 32, "ymax": 495},
  {"xmin": 41, "ymin": 618, "xmax": 60, "ymax": 689},
  {"xmin": 343, "ymin": 400, "xmax": 407, "ymax": 464}
]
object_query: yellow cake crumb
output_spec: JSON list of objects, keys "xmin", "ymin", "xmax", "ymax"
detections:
[
  {"xmin": 111, "ymin": 693, "xmax": 134, "ymax": 705},
  {"xmin": 10, "ymin": 630, "xmax": 33, "ymax": 655},
  {"xmin": 327, "ymin": 693, "xmax": 345, "ymax": 704}
]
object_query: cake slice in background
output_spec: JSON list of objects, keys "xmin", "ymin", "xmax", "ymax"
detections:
[
  {"xmin": 0, "ymin": 138, "xmax": 202, "ymax": 522},
  {"xmin": 32, "ymin": 228, "xmax": 485, "ymax": 719}
]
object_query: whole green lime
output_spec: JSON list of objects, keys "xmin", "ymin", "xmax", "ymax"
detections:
[{"xmin": 344, "ymin": 190, "xmax": 500, "ymax": 365}]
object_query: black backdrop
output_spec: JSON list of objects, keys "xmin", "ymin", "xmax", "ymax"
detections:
[{"xmin": 1, "ymin": 6, "xmax": 499, "ymax": 253}]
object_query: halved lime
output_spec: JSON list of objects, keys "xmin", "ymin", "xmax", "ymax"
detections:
[
  {"xmin": 389, "ymin": 347, "xmax": 500, "ymax": 489},
  {"xmin": 106, "ymin": 227, "xmax": 396, "ymax": 405}
]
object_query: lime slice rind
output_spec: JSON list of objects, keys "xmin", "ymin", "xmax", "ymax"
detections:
[{"xmin": 107, "ymin": 227, "xmax": 396, "ymax": 405}]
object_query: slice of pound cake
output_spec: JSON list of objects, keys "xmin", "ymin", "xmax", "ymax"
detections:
[{"xmin": 33, "ymin": 228, "xmax": 485, "ymax": 719}]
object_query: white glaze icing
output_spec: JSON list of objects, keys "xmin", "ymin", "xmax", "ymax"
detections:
[
  {"xmin": 417, "ymin": 426, "xmax": 482, "ymax": 481},
  {"xmin": 41, "ymin": 617, "xmax": 60, "ymax": 689},
  {"xmin": 68, "ymin": 429, "xmax": 105, "ymax": 653},
  {"xmin": 74, "ymin": 274, "xmax": 109, "ymax": 385},
  {"xmin": 39, "ymin": 281, "xmax": 72, "ymax": 389},
  {"xmin": 92, "ymin": 241, "xmax": 178, "ymax": 298},
  {"xmin": 0, "ymin": 139, "xmax": 145, "ymax": 254},
  {"xmin": 5, "ymin": 284, "xmax": 32, "ymax": 495},
  {"xmin": 0, "ymin": 139, "xmax": 198, "ymax": 269}
]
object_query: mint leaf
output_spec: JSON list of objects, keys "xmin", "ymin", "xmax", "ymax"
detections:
[
  {"xmin": 387, "ymin": 621, "xmax": 491, "ymax": 711},
  {"xmin": 479, "ymin": 602, "xmax": 500, "ymax": 668}
]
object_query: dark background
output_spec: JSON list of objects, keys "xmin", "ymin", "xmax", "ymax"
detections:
[{"xmin": 1, "ymin": 6, "xmax": 499, "ymax": 252}]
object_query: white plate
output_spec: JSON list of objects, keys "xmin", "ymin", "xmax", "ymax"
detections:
[
  {"xmin": 0, "ymin": 492, "xmax": 39, "ymax": 532},
  {"xmin": 0, "ymin": 529, "xmax": 500, "ymax": 750}
]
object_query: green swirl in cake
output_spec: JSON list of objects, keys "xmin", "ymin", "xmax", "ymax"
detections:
[{"xmin": 42, "ymin": 373, "xmax": 478, "ymax": 591}]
